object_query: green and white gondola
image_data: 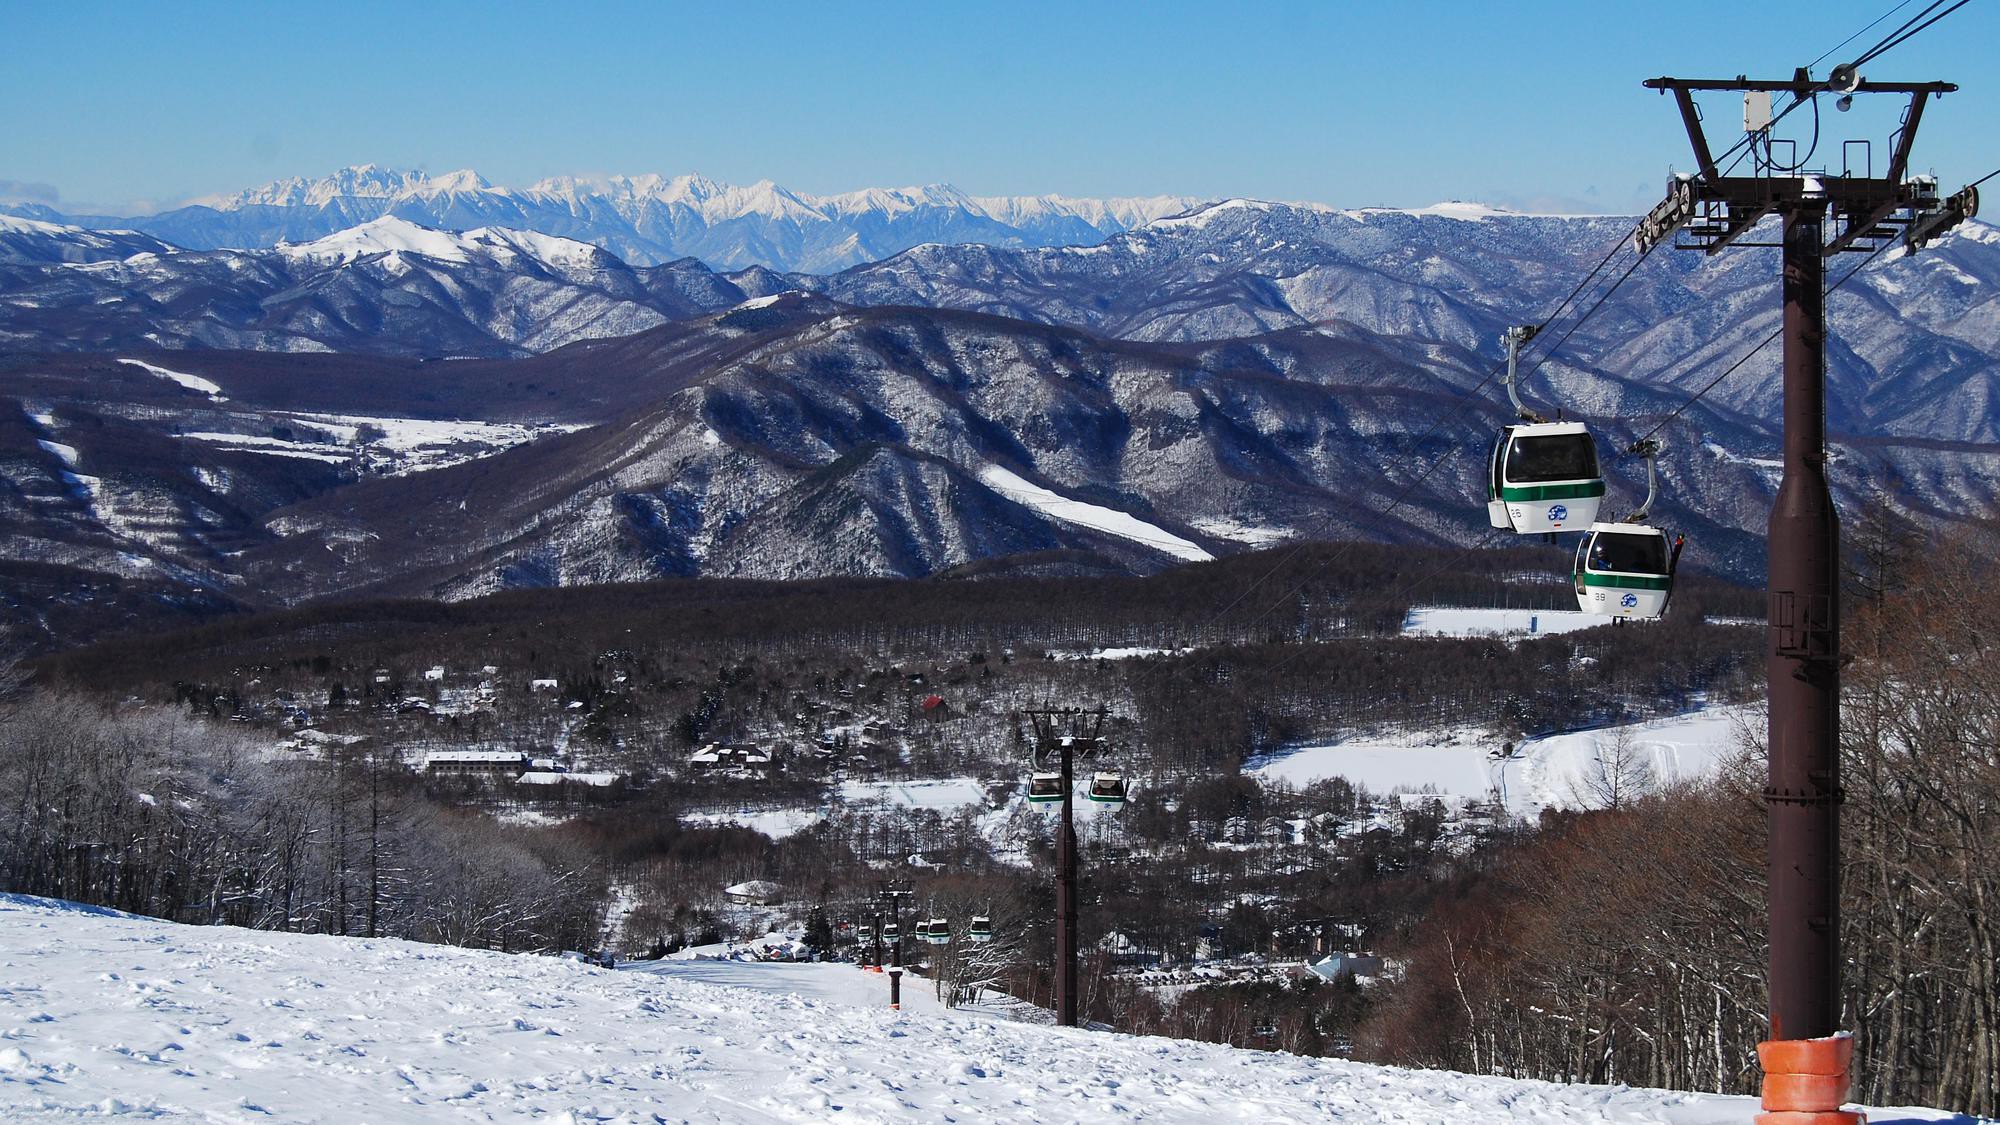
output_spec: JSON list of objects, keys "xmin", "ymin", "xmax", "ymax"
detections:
[
  {"xmin": 1086, "ymin": 771, "xmax": 1127, "ymax": 806},
  {"xmin": 1487, "ymin": 421, "xmax": 1605, "ymax": 534},
  {"xmin": 1574, "ymin": 523, "xmax": 1681, "ymax": 620},
  {"xmin": 1027, "ymin": 771, "xmax": 1064, "ymax": 803}
]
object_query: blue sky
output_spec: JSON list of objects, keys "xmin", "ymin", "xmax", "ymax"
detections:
[{"xmin": 4, "ymin": 0, "xmax": 1995, "ymax": 215}]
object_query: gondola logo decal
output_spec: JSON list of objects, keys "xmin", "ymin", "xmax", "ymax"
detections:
[
  {"xmin": 1547, "ymin": 504, "xmax": 1568, "ymax": 522},
  {"xmin": 1621, "ymin": 592, "xmax": 1639, "ymax": 609}
]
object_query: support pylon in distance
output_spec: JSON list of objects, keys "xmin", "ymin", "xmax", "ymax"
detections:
[
  {"xmin": 1022, "ymin": 705, "xmax": 1112, "ymax": 1029},
  {"xmin": 1637, "ymin": 65, "xmax": 1975, "ymax": 1125}
]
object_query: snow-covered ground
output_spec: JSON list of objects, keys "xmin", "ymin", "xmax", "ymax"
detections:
[
  {"xmin": 1047, "ymin": 645, "xmax": 1187, "ymax": 661},
  {"xmin": 681, "ymin": 806, "xmax": 824, "ymax": 839},
  {"xmin": 839, "ymin": 778, "xmax": 989, "ymax": 810},
  {"xmin": 178, "ymin": 413, "xmax": 586, "ymax": 475},
  {"xmin": 687, "ymin": 778, "xmax": 1000, "ymax": 841},
  {"xmin": 0, "ymin": 896, "xmax": 1971, "ymax": 1123},
  {"xmin": 1403, "ymin": 606, "xmax": 1609, "ymax": 638},
  {"xmin": 1495, "ymin": 706, "xmax": 1759, "ymax": 815},
  {"xmin": 1248, "ymin": 727, "xmax": 1495, "ymax": 796},
  {"xmin": 1247, "ymin": 705, "xmax": 1760, "ymax": 817}
]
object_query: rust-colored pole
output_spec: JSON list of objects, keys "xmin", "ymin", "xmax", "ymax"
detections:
[
  {"xmin": 1055, "ymin": 737, "xmax": 1079, "ymax": 1028},
  {"xmin": 1766, "ymin": 199, "xmax": 1841, "ymax": 1042}
]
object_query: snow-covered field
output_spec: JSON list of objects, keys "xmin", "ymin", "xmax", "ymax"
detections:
[
  {"xmin": 687, "ymin": 778, "xmax": 1000, "ymax": 841},
  {"xmin": 1403, "ymin": 606, "xmax": 1609, "ymax": 638},
  {"xmin": 839, "ymin": 778, "xmax": 989, "ymax": 810},
  {"xmin": 1496, "ymin": 706, "xmax": 1759, "ymax": 815},
  {"xmin": 1247, "ymin": 705, "xmax": 1760, "ymax": 816},
  {"xmin": 1248, "ymin": 729, "xmax": 1495, "ymax": 796},
  {"xmin": 2, "ymin": 896, "xmax": 1971, "ymax": 1123},
  {"xmin": 178, "ymin": 413, "xmax": 586, "ymax": 475}
]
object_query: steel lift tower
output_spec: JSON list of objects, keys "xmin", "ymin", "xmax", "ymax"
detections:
[
  {"xmin": 1023, "ymin": 706, "xmax": 1109, "ymax": 1028},
  {"xmin": 1636, "ymin": 67, "xmax": 1976, "ymax": 1121}
]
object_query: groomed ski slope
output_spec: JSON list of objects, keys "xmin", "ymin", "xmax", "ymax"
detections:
[{"xmin": 0, "ymin": 897, "xmax": 1975, "ymax": 1124}]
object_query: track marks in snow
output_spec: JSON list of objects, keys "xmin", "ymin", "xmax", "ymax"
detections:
[{"xmin": 0, "ymin": 894, "xmax": 1966, "ymax": 1123}]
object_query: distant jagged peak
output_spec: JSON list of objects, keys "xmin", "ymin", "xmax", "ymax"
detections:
[
  {"xmin": 417, "ymin": 168, "xmax": 493, "ymax": 196},
  {"xmin": 1131, "ymin": 196, "xmax": 1607, "ymax": 237},
  {"xmin": 707, "ymin": 178, "xmax": 820, "ymax": 223},
  {"xmin": 820, "ymin": 183, "xmax": 972, "ymax": 217},
  {"xmin": 182, "ymin": 165, "xmax": 1205, "ymax": 231},
  {"xmin": 191, "ymin": 164, "xmax": 433, "ymax": 209},
  {"xmin": 974, "ymin": 192, "xmax": 1202, "ymax": 229},
  {"xmin": 526, "ymin": 171, "xmax": 725, "ymax": 205},
  {"xmin": 1352, "ymin": 200, "xmax": 1520, "ymax": 221}
]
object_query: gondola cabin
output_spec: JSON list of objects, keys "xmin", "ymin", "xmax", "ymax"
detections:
[
  {"xmin": 1487, "ymin": 421, "xmax": 1605, "ymax": 534},
  {"xmin": 1027, "ymin": 771, "xmax": 1064, "ymax": 803},
  {"xmin": 882, "ymin": 921, "xmax": 900, "ymax": 941},
  {"xmin": 969, "ymin": 916, "xmax": 993, "ymax": 943},
  {"xmin": 1574, "ymin": 523, "xmax": 1680, "ymax": 619},
  {"xmin": 926, "ymin": 918, "xmax": 951, "ymax": 945},
  {"xmin": 1086, "ymin": 772, "xmax": 1127, "ymax": 807}
]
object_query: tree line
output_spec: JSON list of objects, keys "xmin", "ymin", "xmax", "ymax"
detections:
[
  {"xmin": 1360, "ymin": 532, "xmax": 2000, "ymax": 1117},
  {"xmin": 0, "ymin": 688, "xmax": 605, "ymax": 954}
]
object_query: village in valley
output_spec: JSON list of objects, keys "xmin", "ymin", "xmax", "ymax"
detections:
[{"xmin": 146, "ymin": 600, "xmax": 1729, "ymax": 1054}]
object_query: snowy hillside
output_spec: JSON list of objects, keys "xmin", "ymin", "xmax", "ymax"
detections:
[
  {"xmin": 0, "ymin": 896, "xmax": 1969, "ymax": 1123},
  {"xmin": 1247, "ymin": 703, "xmax": 1762, "ymax": 817}
]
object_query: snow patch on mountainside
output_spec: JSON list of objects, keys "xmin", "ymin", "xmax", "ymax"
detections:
[
  {"xmin": 178, "ymin": 414, "xmax": 585, "ymax": 476},
  {"xmin": 117, "ymin": 357, "xmax": 225, "ymax": 400},
  {"xmin": 34, "ymin": 439, "xmax": 79, "ymax": 468},
  {"xmin": 978, "ymin": 465, "xmax": 1213, "ymax": 562},
  {"xmin": 0, "ymin": 894, "xmax": 1967, "ymax": 1123},
  {"xmin": 1192, "ymin": 516, "xmax": 1295, "ymax": 545}
]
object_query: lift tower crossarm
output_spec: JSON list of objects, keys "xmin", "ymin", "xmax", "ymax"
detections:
[{"xmin": 1644, "ymin": 76, "xmax": 1954, "ymax": 93}]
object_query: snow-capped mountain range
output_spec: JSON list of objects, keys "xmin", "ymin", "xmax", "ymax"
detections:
[
  {"xmin": 0, "ymin": 213, "xmax": 770, "ymax": 356},
  {"xmin": 3, "ymin": 197, "xmax": 1998, "ymax": 646},
  {"xmin": 8, "ymin": 164, "xmax": 1202, "ymax": 273}
]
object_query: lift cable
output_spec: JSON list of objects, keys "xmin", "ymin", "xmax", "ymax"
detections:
[
  {"xmin": 1219, "ymin": 240, "xmax": 1664, "ymax": 640},
  {"xmin": 1200, "ymin": 227, "xmax": 1649, "ymax": 629},
  {"xmin": 1695, "ymin": 1, "xmax": 1970, "ymax": 186},
  {"xmin": 1629, "ymin": 229, "xmax": 1913, "ymax": 448},
  {"xmin": 1809, "ymin": 0, "xmax": 1923, "ymax": 71},
  {"xmin": 1848, "ymin": 0, "xmax": 1975, "ymax": 69},
  {"xmin": 1205, "ymin": 3, "xmax": 1974, "ymax": 640},
  {"xmin": 1198, "ymin": 225, "xmax": 1638, "ymax": 625}
]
